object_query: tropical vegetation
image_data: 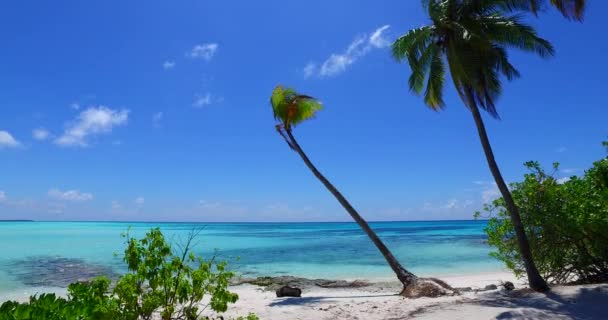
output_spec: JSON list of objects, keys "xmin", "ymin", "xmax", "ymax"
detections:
[
  {"xmin": 478, "ymin": 140, "xmax": 608, "ymax": 284},
  {"xmin": 392, "ymin": 0, "xmax": 557, "ymax": 291},
  {"xmin": 0, "ymin": 228, "xmax": 256, "ymax": 320}
]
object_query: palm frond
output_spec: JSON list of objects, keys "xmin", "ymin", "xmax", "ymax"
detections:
[
  {"xmin": 492, "ymin": 0, "xmax": 543, "ymax": 14},
  {"xmin": 392, "ymin": 27, "xmax": 434, "ymax": 63},
  {"xmin": 270, "ymin": 85, "xmax": 322, "ymax": 129},
  {"xmin": 408, "ymin": 42, "xmax": 436, "ymax": 94},
  {"xmin": 473, "ymin": 66, "xmax": 503, "ymax": 118},
  {"xmin": 476, "ymin": 14, "xmax": 554, "ymax": 57},
  {"xmin": 494, "ymin": 0, "xmax": 585, "ymax": 20},
  {"xmin": 549, "ymin": 0, "xmax": 586, "ymax": 20},
  {"xmin": 423, "ymin": 44, "xmax": 446, "ymax": 109}
]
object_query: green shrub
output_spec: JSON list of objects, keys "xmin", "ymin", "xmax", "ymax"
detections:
[
  {"xmin": 477, "ymin": 143, "xmax": 608, "ymax": 284},
  {"xmin": 0, "ymin": 294, "xmax": 73, "ymax": 320},
  {"xmin": 113, "ymin": 228, "xmax": 238, "ymax": 319},
  {"xmin": 0, "ymin": 278, "xmax": 118, "ymax": 320},
  {"xmin": 235, "ymin": 314, "xmax": 260, "ymax": 320},
  {"xmin": 0, "ymin": 228, "xmax": 255, "ymax": 320}
]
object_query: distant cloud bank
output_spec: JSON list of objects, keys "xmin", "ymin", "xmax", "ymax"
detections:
[{"xmin": 48, "ymin": 189, "xmax": 93, "ymax": 202}]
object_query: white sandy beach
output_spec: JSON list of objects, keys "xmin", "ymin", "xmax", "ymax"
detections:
[
  {"xmin": 210, "ymin": 272, "xmax": 607, "ymax": 320},
  {"xmin": 2, "ymin": 272, "xmax": 607, "ymax": 319}
]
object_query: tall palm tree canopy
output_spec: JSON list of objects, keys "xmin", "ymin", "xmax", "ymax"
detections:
[
  {"xmin": 270, "ymin": 85, "xmax": 323, "ymax": 129},
  {"xmin": 425, "ymin": 0, "xmax": 586, "ymax": 20},
  {"xmin": 395, "ymin": 0, "xmax": 555, "ymax": 118},
  {"xmin": 509, "ymin": 0, "xmax": 586, "ymax": 20}
]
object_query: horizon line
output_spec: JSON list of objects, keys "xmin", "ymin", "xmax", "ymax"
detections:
[{"xmin": 1, "ymin": 218, "xmax": 490, "ymax": 223}]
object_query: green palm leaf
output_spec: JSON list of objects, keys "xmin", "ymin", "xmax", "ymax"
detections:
[
  {"xmin": 424, "ymin": 44, "xmax": 446, "ymax": 109},
  {"xmin": 550, "ymin": 0, "xmax": 586, "ymax": 20},
  {"xmin": 270, "ymin": 85, "xmax": 322, "ymax": 128},
  {"xmin": 498, "ymin": 0, "xmax": 586, "ymax": 20}
]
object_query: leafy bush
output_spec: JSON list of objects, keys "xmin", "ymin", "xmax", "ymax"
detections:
[
  {"xmin": 0, "ymin": 294, "xmax": 77, "ymax": 320},
  {"xmin": 0, "ymin": 278, "xmax": 120, "ymax": 320},
  {"xmin": 113, "ymin": 228, "xmax": 238, "ymax": 319},
  {"xmin": 0, "ymin": 228, "xmax": 253, "ymax": 320},
  {"xmin": 477, "ymin": 142, "xmax": 608, "ymax": 284},
  {"xmin": 235, "ymin": 314, "xmax": 259, "ymax": 320}
]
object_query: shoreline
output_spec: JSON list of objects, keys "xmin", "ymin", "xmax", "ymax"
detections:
[
  {"xmin": 2, "ymin": 272, "xmax": 606, "ymax": 319},
  {"xmin": 0, "ymin": 271, "xmax": 519, "ymax": 303}
]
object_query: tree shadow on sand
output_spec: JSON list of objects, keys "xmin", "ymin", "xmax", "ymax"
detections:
[
  {"xmin": 268, "ymin": 294, "xmax": 397, "ymax": 307},
  {"xmin": 476, "ymin": 285, "xmax": 608, "ymax": 320}
]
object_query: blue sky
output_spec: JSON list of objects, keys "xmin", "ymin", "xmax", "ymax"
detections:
[{"xmin": 0, "ymin": 1, "xmax": 606, "ymax": 222}]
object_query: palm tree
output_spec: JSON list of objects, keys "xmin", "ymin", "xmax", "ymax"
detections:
[
  {"xmin": 270, "ymin": 85, "xmax": 453, "ymax": 297},
  {"xmin": 506, "ymin": 0, "xmax": 586, "ymax": 20},
  {"xmin": 392, "ymin": 0, "xmax": 554, "ymax": 292}
]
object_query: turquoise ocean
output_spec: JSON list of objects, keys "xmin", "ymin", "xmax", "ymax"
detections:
[{"xmin": 0, "ymin": 220, "xmax": 504, "ymax": 296}]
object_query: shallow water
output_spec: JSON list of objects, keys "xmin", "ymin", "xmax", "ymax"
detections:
[{"xmin": 0, "ymin": 220, "xmax": 504, "ymax": 295}]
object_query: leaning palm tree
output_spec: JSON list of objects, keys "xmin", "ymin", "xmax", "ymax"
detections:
[
  {"xmin": 392, "ymin": 0, "xmax": 554, "ymax": 292},
  {"xmin": 509, "ymin": 0, "xmax": 586, "ymax": 20},
  {"xmin": 270, "ymin": 85, "xmax": 453, "ymax": 297}
]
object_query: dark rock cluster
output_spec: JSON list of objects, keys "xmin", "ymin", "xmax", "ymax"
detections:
[
  {"xmin": 276, "ymin": 285, "xmax": 302, "ymax": 297},
  {"xmin": 502, "ymin": 281, "xmax": 515, "ymax": 291},
  {"xmin": 232, "ymin": 275, "xmax": 370, "ymax": 291}
]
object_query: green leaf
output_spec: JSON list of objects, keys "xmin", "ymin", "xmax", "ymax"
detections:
[{"xmin": 269, "ymin": 84, "xmax": 323, "ymax": 128}]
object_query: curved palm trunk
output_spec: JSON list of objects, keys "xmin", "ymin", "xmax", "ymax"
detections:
[
  {"xmin": 284, "ymin": 128, "xmax": 418, "ymax": 288},
  {"xmin": 464, "ymin": 89, "xmax": 549, "ymax": 292}
]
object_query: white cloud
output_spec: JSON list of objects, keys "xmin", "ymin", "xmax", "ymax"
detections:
[
  {"xmin": 152, "ymin": 112, "xmax": 163, "ymax": 127},
  {"xmin": 163, "ymin": 60, "xmax": 176, "ymax": 70},
  {"xmin": 70, "ymin": 103, "xmax": 80, "ymax": 110},
  {"xmin": 188, "ymin": 43, "xmax": 218, "ymax": 61},
  {"xmin": 0, "ymin": 191, "xmax": 6, "ymax": 202},
  {"xmin": 320, "ymin": 37, "xmax": 365, "ymax": 77},
  {"xmin": 135, "ymin": 197, "xmax": 145, "ymax": 205},
  {"xmin": 199, "ymin": 200, "xmax": 221, "ymax": 209},
  {"xmin": 55, "ymin": 106, "xmax": 129, "ymax": 147},
  {"xmin": 0, "ymin": 131, "xmax": 21, "ymax": 148},
  {"xmin": 443, "ymin": 199, "xmax": 459, "ymax": 210},
  {"xmin": 198, "ymin": 200, "xmax": 249, "ymax": 217},
  {"xmin": 32, "ymin": 128, "xmax": 50, "ymax": 141},
  {"xmin": 481, "ymin": 185, "xmax": 500, "ymax": 203},
  {"xmin": 555, "ymin": 146, "xmax": 567, "ymax": 153},
  {"xmin": 193, "ymin": 93, "xmax": 213, "ymax": 108},
  {"xmin": 111, "ymin": 201, "xmax": 122, "ymax": 211},
  {"xmin": 561, "ymin": 168, "xmax": 579, "ymax": 174},
  {"xmin": 263, "ymin": 203, "xmax": 314, "ymax": 216},
  {"xmin": 558, "ymin": 168, "xmax": 580, "ymax": 183},
  {"xmin": 472, "ymin": 180, "xmax": 502, "ymax": 204},
  {"xmin": 421, "ymin": 199, "xmax": 475, "ymax": 212},
  {"xmin": 306, "ymin": 25, "xmax": 391, "ymax": 78},
  {"xmin": 369, "ymin": 25, "xmax": 391, "ymax": 48},
  {"xmin": 48, "ymin": 189, "xmax": 93, "ymax": 202},
  {"xmin": 47, "ymin": 202, "xmax": 66, "ymax": 214},
  {"xmin": 303, "ymin": 62, "xmax": 317, "ymax": 79}
]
